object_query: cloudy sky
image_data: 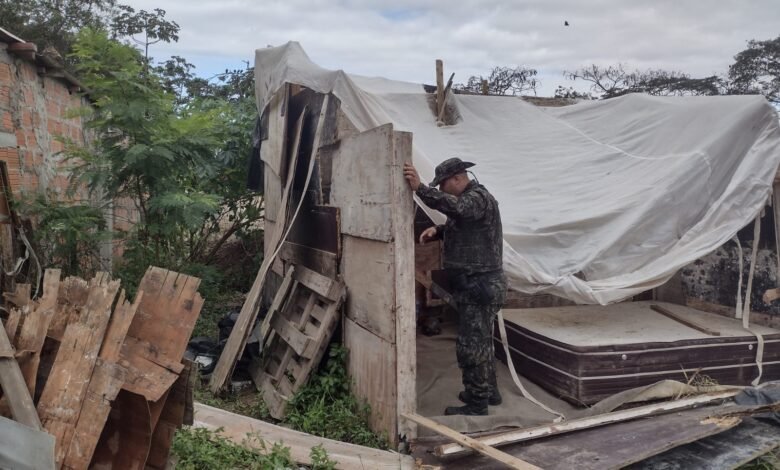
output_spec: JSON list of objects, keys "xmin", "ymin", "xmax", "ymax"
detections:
[{"xmin": 123, "ymin": 0, "xmax": 780, "ymax": 96}]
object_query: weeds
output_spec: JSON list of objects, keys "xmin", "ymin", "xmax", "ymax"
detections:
[
  {"xmin": 172, "ymin": 427, "xmax": 338, "ymax": 470},
  {"xmin": 286, "ymin": 344, "xmax": 390, "ymax": 449},
  {"xmin": 740, "ymin": 450, "xmax": 780, "ymax": 470}
]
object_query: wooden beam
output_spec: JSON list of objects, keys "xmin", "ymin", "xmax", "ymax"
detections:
[
  {"xmin": 194, "ymin": 402, "xmax": 415, "ymax": 470},
  {"xmin": 392, "ymin": 131, "xmax": 417, "ymax": 440},
  {"xmin": 402, "ymin": 413, "xmax": 541, "ymax": 470},
  {"xmin": 650, "ymin": 304, "xmax": 720, "ymax": 336},
  {"xmin": 436, "ymin": 390, "xmax": 740, "ymax": 458},
  {"xmin": 435, "ymin": 59, "xmax": 444, "ymax": 117}
]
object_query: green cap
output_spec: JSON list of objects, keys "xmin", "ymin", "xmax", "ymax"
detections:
[{"xmin": 429, "ymin": 157, "xmax": 476, "ymax": 186}]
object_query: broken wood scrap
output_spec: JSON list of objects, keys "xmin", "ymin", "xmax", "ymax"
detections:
[
  {"xmin": 120, "ymin": 267, "xmax": 203, "ymax": 401},
  {"xmin": 15, "ymin": 269, "xmax": 61, "ymax": 397},
  {"xmin": 194, "ymin": 402, "xmax": 416, "ymax": 470},
  {"xmin": 403, "ymin": 413, "xmax": 541, "ymax": 470},
  {"xmin": 650, "ymin": 304, "xmax": 721, "ymax": 336},
  {"xmin": 436, "ymin": 390, "xmax": 740, "ymax": 458}
]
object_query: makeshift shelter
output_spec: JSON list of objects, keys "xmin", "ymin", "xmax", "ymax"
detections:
[{"xmin": 211, "ymin": 41, "xmax": 780, "ymax": 465}]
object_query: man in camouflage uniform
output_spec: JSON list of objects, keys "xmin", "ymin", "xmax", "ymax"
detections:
[{"xmin": 403, "ymin": 158, "xmax": 507, "ymax": 416}]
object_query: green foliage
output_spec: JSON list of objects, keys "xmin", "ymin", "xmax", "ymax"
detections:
[
  {"xmin": 172, "ymin": 427, "xmax": 337, "ymax": 469},
  {"xmin": 740, "ymin": 450, "xmax": 780, "ymax": 470},
  {"xmin": 172, "ymin": 427, "xmax": 295, "ymax": 469},
  {"xmin": 193, "ymin": 384, "xmax": 271, "ymax": 421},
  {"xmin": 17, "ymin": 194, "xmax": 109, "ymax": 277},
  {"xmin": 286, "ymin": 345, "xmax": 390, "ymax": 449}
]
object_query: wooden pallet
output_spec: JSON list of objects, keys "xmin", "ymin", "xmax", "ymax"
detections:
[{"xmin": 251, "ymin": 263, "xmax": 345, "ymax": 419}]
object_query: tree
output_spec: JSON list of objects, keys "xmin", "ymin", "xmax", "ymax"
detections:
[
  {"xmin": 565, "ymin": 64, "xmax": 723, "ymax": 99},
  {"xmin": 456, "ymin": 65, "xmax": 540, "ymax": 95},
  {"xmin": 553, "ymin": 86, "xmax": 593, "ymax": 100},
  {"xmin": 729, "ymin": 36, "xmax": 780, "ymax": 104},
  {"xmin": 0, "ymin": 0, "xmax": 117, "ymax": 60}
]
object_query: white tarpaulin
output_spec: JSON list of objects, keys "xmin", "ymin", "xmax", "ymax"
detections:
[{"xmin": 255, "ymin": 42, "xmax": 780, "ymax": 305}]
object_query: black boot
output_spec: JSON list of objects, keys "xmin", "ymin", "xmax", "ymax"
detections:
[
  {"xmin": 458, "ymin": 389, "xmax": 502, "ymax": 406},
  {"xmin": 444, "ymin": 400, "xmax": 488, "ymax": 416}
]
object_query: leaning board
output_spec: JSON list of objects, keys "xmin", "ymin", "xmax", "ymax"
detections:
[{"xmin": 495, "ymin": 301, "xmax": 780, "ymax": 404}]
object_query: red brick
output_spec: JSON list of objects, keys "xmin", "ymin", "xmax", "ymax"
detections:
[
  {"xmin": 0, "ymin": 64, "xmax": 11, "ymax": 83},
  {"xmin": 1, "ymin": 111, "xmax": 12, "ymax": 132}
]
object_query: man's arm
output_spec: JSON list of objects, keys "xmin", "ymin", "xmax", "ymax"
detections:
[{"xmin": 416, "ymin": 184, "xmax": 487, "ymax": 221}]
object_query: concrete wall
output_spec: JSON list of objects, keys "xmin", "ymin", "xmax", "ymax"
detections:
[{"xmin": 0, "ymin": 42, "xmax": 88, "ymax": 198}]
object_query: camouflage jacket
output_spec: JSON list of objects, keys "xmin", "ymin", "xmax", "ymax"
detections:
[{"xmin": 416, "ymin": 180, "xmax": 503, "ymax": 274}]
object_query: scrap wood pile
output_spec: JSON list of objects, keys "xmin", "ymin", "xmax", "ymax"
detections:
[{"xmin": 0, "ymin": 266, "xmax": 203, "ymax": 470}]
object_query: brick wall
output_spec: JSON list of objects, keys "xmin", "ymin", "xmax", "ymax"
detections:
[{"xmin": 0, "ymin": 43, "xmax": 88, "ymax": 199}]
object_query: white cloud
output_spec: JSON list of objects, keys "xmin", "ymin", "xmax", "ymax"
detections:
[{"xmin": 123, "ymin": 0, "xmax": 780, "ymax": 95}]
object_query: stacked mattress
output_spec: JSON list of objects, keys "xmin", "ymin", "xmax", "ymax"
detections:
[{"xmin": 494, "ymin": 301, "xmax": 780, "ymax": 404}]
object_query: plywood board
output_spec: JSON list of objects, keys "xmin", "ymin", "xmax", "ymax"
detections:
[
  {"xmin": 330, "ymin": 124, "xmax": 395, "ymax": 241},
  {"xmin": 341, "ymin": 236, "xmax": 396, "ymax": 342},
  {"xmin": 343, "ymin": 317, "xmax": 397, "ymax": 440},
  {"xmin": 629, "ymin": 417, "xmax": 780, "ymax": 470},
  {"xmin": 279, "ymin": 241, "xmax": 338, "ymax": 279}
]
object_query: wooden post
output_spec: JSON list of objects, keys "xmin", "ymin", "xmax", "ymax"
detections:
[
  {"xmin": 435, "ymin": 59, "xmax": 444, "ymax": 116},
  {"xmin": 481, "ymin": 79, "xmax": 489, "ymax": 95}
]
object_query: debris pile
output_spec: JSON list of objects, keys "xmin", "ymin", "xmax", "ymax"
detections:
[{"xmin": 0, "ymin": 266, "xmax": 203, "ymax": 469}]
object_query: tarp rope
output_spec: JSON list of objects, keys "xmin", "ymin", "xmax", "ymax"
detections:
[
  {"xmin": 736, "ymin": 214, "xmax": 765, "ymax": 385},
  {"xmin": 497, "ymin": 310, "xmax": 565, "ymax": 421}
]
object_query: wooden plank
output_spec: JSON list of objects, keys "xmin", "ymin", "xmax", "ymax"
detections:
[
  {"xmin": 651, "ymin": 304, "xmax": 721, "ymax": 336},
  {"xmin": 293, "ymin": 263, "xmax": 341, "ymax": 301},
  {"xmin": 47, "ymin": 276, "xmax": 90, "ymax": 342},
  {"xmin": 341, "ymin": 235, "xmax": 396, "ymax": 342},
  {"xmin": 0, "ymin": 415, "xmax": 55, "ymax": 470},
  {"xmin": 194, "ymin": 402, "xmax": 415, "ymax": 470},
  {"xmin": 330, "ymin": 124, "xmax": 396, "ymax": 241},
  {"xmin": 279, "ymin": 241, "xmax": 338, "ymax": 278},
  {"xmin": 415, "ymin": 271, "xmax": 457, "ymax": 309},
  {"xmin": 211, "ymin": 105, "xmax": 312, "ymax": 394},
  {"xmin": 258, "ymin": 266, "xmax": 296, "ymax": 348},
  {"xmin": 98, "ymin": 291, "xmax": 142, "ymax": 362},
  {"xmin": 0, "ymin": 320, "xmax": 41, "ymax": 429},
  {"xmin": 437, "ymin": 390, "xmax": 740, "ymax": 458},
  {"xmin": 2, "ymin": 282, "xmax": 31, "ymax": 308},
  {"xmin": 15, "ymin": 269, "xmax": 60, "ymax": 396},
  {"xmin": 630, "ymin": 417, "xmax": 780, "ymax": 470},
  {"xmin": 391, "ymin": 131, "xmax": 417, "ymax": 440},
  {"xmin": 37, "ymin": 279, "xmax": 120, "ymax": 466},
  {"xmin": 403, "ymin": 413, "xmax": 541, "ymax": 470},
  {"xmin": 344, "ymin": 317, "xmax": 397, "ymax": 440},
  {"xmin": 269, "ymin": 314, "xmax": 313, "ymax": 358},
  {"xmin": 61, "ymin": 360, "xmax": 126, "ymax": 470}
]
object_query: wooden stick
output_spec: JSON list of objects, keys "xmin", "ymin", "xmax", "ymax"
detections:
[
  {"xmin": 436, "ymin": 390, "xmax": 740, "ymax": 458},
  {"xmin": 650, "ymin": 304, "xmax": 721, "ymax": 336},
  {"xmin": 402, "ymin": 413, "xmax": 541, "ymax": 470}
]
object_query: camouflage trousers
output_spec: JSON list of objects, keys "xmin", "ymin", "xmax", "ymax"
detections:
[
  {"xmin": 456, "ymin": 302, "xmax": 501, "ymax": 402},
  {"xmin": 452, "ymin": 270, "xmax": 506, "ymax": 403}
]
